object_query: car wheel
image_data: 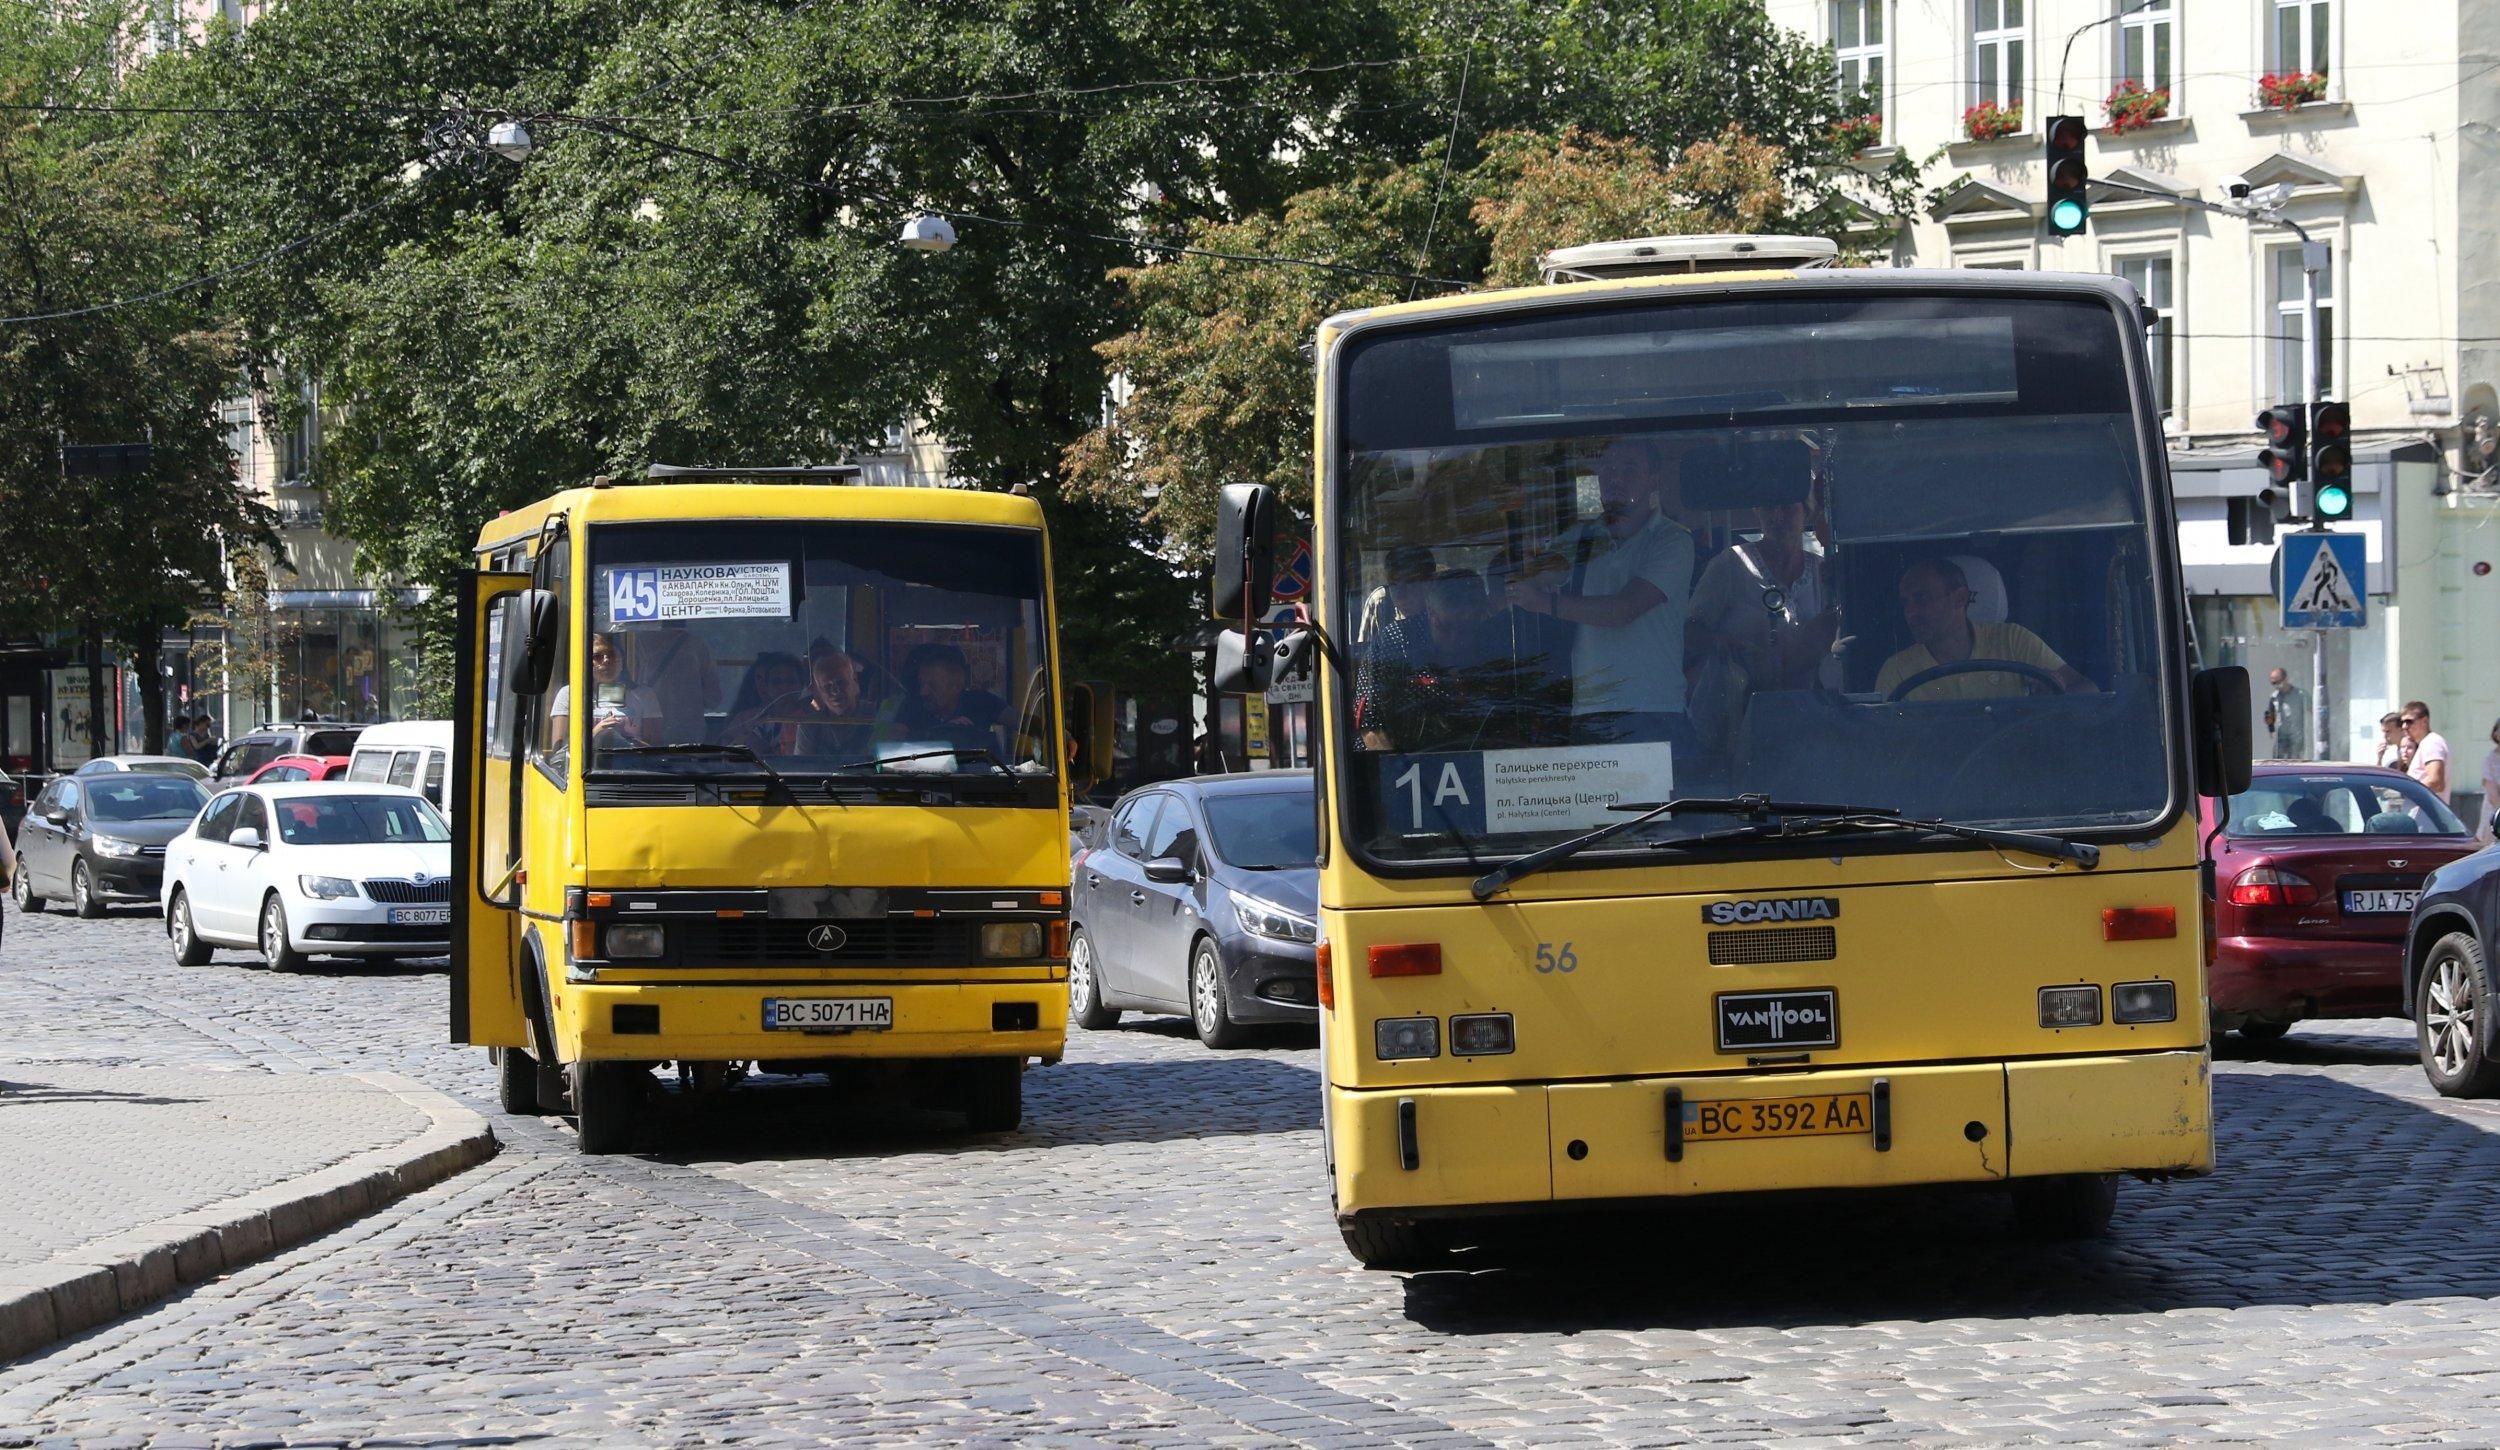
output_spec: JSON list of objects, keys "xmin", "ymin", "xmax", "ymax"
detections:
[
  {"xmin": 567, "ymin": 1060, "xmax": 641, "ymax": 1153},
  {"xmin": 1067, "ymin": 927, "xmax": 1119, "ymax": 1030},
  {"xmin": 2237, "ymin": 1019, "xmax": 2292, "ymax": 1045},
  {"xmin": 2011, "ymin": 1173, "xmax": 2119, "ymax": 1239},
  {"xmin": 259, "ymin": 893, "xmax": 308, "ymax": 973},
  {"xmin": 495, "ymin": 1047, "xmax": 541, "ymax": 1114},
  {"xmin": 71, "ymin": 860, "xmax": 104, "ymax": 919},
  {"xmin": 10, "ymin": 863, "xmax": 41, "ymax": 914},
  {"xmin": 1339, "ymin": 1217, "xmax": 1447, "ymax": 1271},
  {"xmin": 958, "ymin": 1057, "xmax": 1024, "ymax": 1133},
  {"xmin": 1190, "ymin": 939, "xmax": 1249, "ymax": 1049},
  {"xmin": 169, "ymin": 890, "xmax": 212, "ymax": 966},
  {"xmin": 2418, "ymin": 931, "xmax": 2500, "ymax": 1097}
]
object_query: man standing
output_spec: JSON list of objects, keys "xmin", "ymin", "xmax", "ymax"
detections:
[
  {"xmin": 1875, "ymin": 558, "xmax": 2095, "ymax": 701},
  {"xmin": 1505, "ymin": 437, "xmax": 1695, "ymax": 750},
  {"xmin": 2262, "ymin": 667, "xmax": 2308, "ymax": 760},
  {"xmin": 2403, "ymin": 700, "xmax": 2451, "ymax": 803}
]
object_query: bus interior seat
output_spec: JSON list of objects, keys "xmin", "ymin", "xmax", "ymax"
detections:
[{"xmin": 1947, "ymin": 554, "xmax": 2009, "ymax": 626}]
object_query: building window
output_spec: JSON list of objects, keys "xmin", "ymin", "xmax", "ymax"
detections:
[
  {"xmin": 2116, "ymin": 0, "xmax": 2173, "ymax": 93},
  {"xmin": 1832, "ymin": 0, "xmax": 1885, "ymax": 107},
  {"xmin": 275, "ymin": 379, "xmax": 321, "ymax": 486},
  {"xmin": 2269, "ymin": 244, "xmax": 2335, "ymax": 403},
  {"xmin": 2272, "ymin": 0, "xmax": 2331, "ymax": 80},
  {"xmin": 2114, "ymin": 254, "xmax": 2176, "ymax": 416},
  {"xmin": 1970, "ymin": 0, "xmax": 2026, "ymax": 113}
]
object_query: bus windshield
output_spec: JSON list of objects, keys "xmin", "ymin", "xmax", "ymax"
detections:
[
  {"xmin": 582, "ymin": 521, "xmax": 1055, "ymax": 788},
  {"xmin": 1331, "ymin": 290, "xmax": 2175, "ymax": 868}
]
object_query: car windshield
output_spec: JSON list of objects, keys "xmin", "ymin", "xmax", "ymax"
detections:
[
  {"xmin": 582, "ymin": 520, "xmax": 1055, "ymax": 797},
  {"xmin": 270, "ymin": 794, "xmax": 450, "ymax": 846},
  {"xmin": 2227, "ymin": 773, "xmax": 2467, "ymax": 837},
  {"xmin": 87, "ymin": 777, "xmax": 210, "ymax": 822},
  {"xmin": 1332, "ymin": 290, "xmax": 2173, "ymax": 867},
  {"xmin": 1204, "ymin": 789, "xmax": 1317, "ymax": 870}
]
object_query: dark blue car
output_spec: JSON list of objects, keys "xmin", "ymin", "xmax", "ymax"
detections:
[
  {"xmin": 2405, "ymin": 841, "xmax": 2500, "ymax": 1096},
  {"xmin": 1069, "ymin": 771, "xmax": 1316, "ymax": 1047}
]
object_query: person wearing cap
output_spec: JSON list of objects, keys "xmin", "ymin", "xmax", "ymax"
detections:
[{"xmin": 1505, "ymin": 436, "xmax": 1697, "ymax": 752}]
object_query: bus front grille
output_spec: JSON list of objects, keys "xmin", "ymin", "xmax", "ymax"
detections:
[
  {"xmin": 663, "ymin": 919, "xmax": 982, "ymax": 969},
  {"xmin": 1706, "ymin": 926, "xmax": 1837, "ymax": 966}
]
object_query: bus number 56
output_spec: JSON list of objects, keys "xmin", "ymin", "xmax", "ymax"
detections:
[{"xmin": 1535, "ymin": 942, "xmax": 1577, "ymax": 974}]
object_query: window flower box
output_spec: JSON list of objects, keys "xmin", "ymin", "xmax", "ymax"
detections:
[
  {"xmin": 1830, "ymin": 113, "xmax": 1884, "ymax": 156},
  {"xmin": 2258, "ymin": 71, "xmax": 2327, "ymax": 110},
  {"xmin": 1962, "ymin": 100, "xmax": 2023, "ymax": 142},
  {"xmin": 2104, "ymin": 81, "xmax": 2171, "ymax": 134}
]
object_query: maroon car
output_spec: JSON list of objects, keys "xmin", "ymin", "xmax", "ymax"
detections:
[{"xmin": 2202, "ymin": 762, "xmax": 2479, "ymax": 1042}]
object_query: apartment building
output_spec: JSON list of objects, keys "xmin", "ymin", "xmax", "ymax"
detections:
[{"xmin": 1768, "ymin": 0, "xmax": 2500, "ymax": 763}]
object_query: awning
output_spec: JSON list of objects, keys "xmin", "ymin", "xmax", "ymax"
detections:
[{"xmin": 266, "ymin": 588, "xmax": 429, "ymax": 611}]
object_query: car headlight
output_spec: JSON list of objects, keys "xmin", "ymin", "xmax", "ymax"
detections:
[
  {"xmin": 1230, "ymin": 891, "xmax": 1317, "ymax": 943},
  {"xmin": 980, "ymin": 922, "xmax": 1045, "ymax": 959},
  {"xmin": 93, "ymin": 835, "xmax": 145, "ymax": 858},
  {"xmin": 297, "ymin": 875, "xmax": 358, "ymax": 900},
  {"xmin": 604, "ymin": 924, "xmax": 666, "ymax": 959}
]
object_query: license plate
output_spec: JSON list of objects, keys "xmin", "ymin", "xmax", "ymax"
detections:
[
  {"xmin": 388, "ymin": 906, "xmax": 450, "ymax": 926},
  {"xmin": 2344, "ymin": 890, "xmax": 2418, "ymax": 914},
  {"xmin": 1682, "ymin": 1092, "xmax": 1874, "ymax": 1142},
  {"xmin": 762, "ymin": 997, "xmax": 894, "ymax": 1032}
]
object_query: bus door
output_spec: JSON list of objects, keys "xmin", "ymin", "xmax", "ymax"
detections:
[{"xmin": 452, "ymin": 569, "xmax": 532, "ymax": 1048}]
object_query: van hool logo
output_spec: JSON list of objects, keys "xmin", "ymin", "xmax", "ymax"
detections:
[
  {"xmin": 1716, "ymin": 989, "xmax": 1839, "ymax": 1051},
  {"xmin": 1701, "ymin": 896, "xmax": 1840, "ymax": 926}
]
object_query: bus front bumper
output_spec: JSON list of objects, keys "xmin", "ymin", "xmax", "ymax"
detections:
[
  {"xmin": 549, "ymin": 976, "xmax": 1069, "ymax": 1064},
  {"xmin": 1330, "ymin": 1051, "xmax": 2211, "ymax": 1216}
]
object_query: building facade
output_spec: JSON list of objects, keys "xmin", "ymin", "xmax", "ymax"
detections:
[{"xmin": 1769, "ymin": 0, "xmax": 2500, "ymax": 770}]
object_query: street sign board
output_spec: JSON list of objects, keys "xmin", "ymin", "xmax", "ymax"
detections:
[
  {"xmin": 60, "ymin": 442, "xmax": 152, "ymax": 477},
  {"xmin": 1272, "ymin": 537, "xmax": 1312, "ymax": 601},
  {"xmin": 2280, "ymin": 531, "xmax": 2366, "ymax": 629},
  {"xmin": 1259, "ymin": 605, "xmax": 1314, "ymax": 703}
]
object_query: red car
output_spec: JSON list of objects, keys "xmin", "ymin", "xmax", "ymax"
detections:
[
  {"xmin": 244, "ymin": 754, "xmax": 351, "ymax": 785},
  {"xmin": 2202, "ymin": 762, "xmax": 2479, "ymax": 1042}
]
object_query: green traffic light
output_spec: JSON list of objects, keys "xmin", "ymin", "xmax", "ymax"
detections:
[
  {"xmin": 2315, "ymin": 483, "xmax": 2352, "ymax": 519},
  {"xmin": 2049, "ymin": 198, "xmax": 2086, "ymax": 233}
]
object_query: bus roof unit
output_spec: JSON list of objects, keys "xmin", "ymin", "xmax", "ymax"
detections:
[{"xmin": 1537, "ymin": 233, "xmax": 1839, "ymax": 285}]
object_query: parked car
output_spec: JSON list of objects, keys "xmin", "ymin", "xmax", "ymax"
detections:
[
  {"xmin": 1069, "ymin": 771, "xmax": 1317, "ymax": 1047},
  {"xmin": 343, "ymin": 720, "xmax": 452, "ymax": 819},
  {"xmin": 210, "ymin": 723, "xmax": 366, "ymax": 782},
  {"xmin": 246, "ymin": 754, "xmax": 352, "ymax": 785},
  {"xmin": 12, "ymin": 772, "xmax": 213, "ymax": 918},
  {"xmin": 2401, "ymin": 833, "xmax": 2500, "ymax": 1095},
  {"xmin": 161, "ymin": 783, "xmax": 451, "ymax": 970},
  {"xmin": 2205, "ymin": 762, "xmax": 2478, "ymax": 1043},
  {"xmin": 73, "ymin": 754, "xmax": 210, "ymax": 781}
]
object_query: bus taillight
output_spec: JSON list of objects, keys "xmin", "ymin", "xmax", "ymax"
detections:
[{"xmin": 1368, "ymin": 943, "xmax": 1442, "ymax": 978}]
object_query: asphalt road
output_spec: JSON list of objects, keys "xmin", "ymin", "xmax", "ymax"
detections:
[{"xmin": 6, "ymin": 902, "xmax": 2500, "ymax": 1445}]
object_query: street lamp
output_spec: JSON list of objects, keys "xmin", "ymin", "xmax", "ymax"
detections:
[
  {"xmin": 485, "ymin": 120, "xmax": 535, "ymax": 164},
  {"xmin": 899, "ymin": 214, "xmax": 956, "ymax": 252}
]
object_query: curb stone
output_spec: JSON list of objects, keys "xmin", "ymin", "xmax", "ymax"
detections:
[{"xmin": 0, "ymin": 1071, "xmax": 497, "ymax": 1363}]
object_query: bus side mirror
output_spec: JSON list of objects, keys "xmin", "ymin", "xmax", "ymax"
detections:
[
  {"xmin": 1212, "ymin": 483, "xmax": 1275, "ymax": 620},
  {"xmin": 510, "ymin": 589, "xmax": 560, "ymax": 697},
  {"xmin": 2192, "ymin": 665, "xmax": 2252, "ymax": 798},
  {"xmin": 1212, "ymin": 628, "xmax": 1271, "ymax": 695}
]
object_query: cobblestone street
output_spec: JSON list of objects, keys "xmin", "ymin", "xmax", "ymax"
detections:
[{"xmin": 10, "ymin": 904, "xmax": 2500, "ymax": 1445}]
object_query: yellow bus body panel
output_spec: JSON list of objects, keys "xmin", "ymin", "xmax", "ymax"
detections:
[
  {"xmin": 2005, "ymin": 1050, "xmax": 2212, "ymax": 1177},
  {"xmin": 1332, "ymin": 1086, "xmax": 1553, "ymax": 1211},
  {"xmin": 551, "ymin": 979, "xmax": 1068, "ymax": 1065}
]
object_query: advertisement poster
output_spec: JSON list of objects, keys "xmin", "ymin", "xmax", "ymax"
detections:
[{"xmin": 49, "ymin": 667, "xmax": 97, "ymax": 770}]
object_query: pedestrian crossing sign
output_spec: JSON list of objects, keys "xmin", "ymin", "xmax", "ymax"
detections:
[{"xmin": 2279, "ymin": 531, "xmax": 2367, "ymax": 629}]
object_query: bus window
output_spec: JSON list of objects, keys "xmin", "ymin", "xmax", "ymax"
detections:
[{"xmin": 531, "ymin": 533, "xmax": 572, "ymax": 783}]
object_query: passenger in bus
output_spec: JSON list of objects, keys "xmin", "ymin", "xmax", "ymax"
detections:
[
  {"xmin": 1504, "ymin": 436, "xmax": 1696, "ymax": 751},
  {"xmin": 726, "ymin": 638, "xmax": 875, "ymax": 758},
  {"xmin": 1685, "ymin": 500, "xmax": 1840, "ymax": 748},
  {"xmin": 1874, "ymin": 557, "xmax": 2096, "ymax": 701},
  {"xmin": 548, "ymin": 631, "xmax": 662, "ymax": 749},
  {"xmin": 631, "ymin": 621, "xmax": 718, "ymax": 745},
  {"xmin": 895, "ymin": 644, "xmax": 1006, "ymax": 755},
  {"xmin": 719, "ymin": 651, "xmax": 806, "ymax": 743},
  {"xmin": 1353, "ymin": 547, "xmax": 1446, "ymax": 751}
]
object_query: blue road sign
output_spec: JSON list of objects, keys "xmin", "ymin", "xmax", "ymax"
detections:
[{"xmin": 2280, "ymin": 531, "xmax": 2367, "ymax": 629}]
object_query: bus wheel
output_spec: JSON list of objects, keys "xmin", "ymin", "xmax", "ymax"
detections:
[
  {"xmin": 568, "ymin": 1061, "xmax": 641, "ymax": 1153},
  {"xmin": 1339, "ymin": 1217, "xmax": 1446, "ymax": 1271},
  {"xmin": 960, "ymin": 1058, "xmax": 1024, "ymax": 1133},
  {"xmin": 2011, "ymin": 1174, "xmax": 2118, "ymax": 1240},
  {"xmin": 496, "ymin": 1046, "xmax": 541, "ymax": 1115}
]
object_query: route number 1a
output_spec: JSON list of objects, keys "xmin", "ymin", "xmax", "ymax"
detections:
[{"xmin": 1392, "ymin": 760, "xmax": 1474, "ymax": 831}]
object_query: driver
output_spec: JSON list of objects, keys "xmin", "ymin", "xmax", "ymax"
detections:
[
  {"xmin": 1874, "ymin": 558, "xmax": 2095, "ymax": 701},
  {"xmin": 724, "ymin": 638, "xmax": 877, "ymax": 758}
]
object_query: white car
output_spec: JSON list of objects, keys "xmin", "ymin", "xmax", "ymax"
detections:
[
  {"xmin": 74, "ymin": 754, "xmax": 210, "ymax": 781},
  {"xmin": 161, "ymin": 782, "xmax": 452, "ymax": 970}
]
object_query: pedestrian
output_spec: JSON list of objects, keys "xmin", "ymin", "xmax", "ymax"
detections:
[
  {"xmin": 2261, "ymin": 667, "xmax": 2307, "ymax": 760},
  {"xmin": 2374, "ymin": 711, "xmax": 2407, "ymax": 769},
  {"xmin": 184, "ymin": 713, "xmax": 220, "ymax": 765},
  {"xmin": 2402, "ymin": 700, "xmax": 2451, "ymax": 804},
  {"xmin": 0, "ymin": 767, "xmax": 15, "ymax": 956},
  {"xmin": 2479, "ymin": 718, "xmax": 2500, "ymax": 845}
]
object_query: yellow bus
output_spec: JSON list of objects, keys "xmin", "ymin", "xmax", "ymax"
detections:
[
  {"xmin": 451, "ymin": 465, "xmax": 1083, "ymax": 1152},
  {"xmin": 1212, "ymin": 266, "xmax": 2253, "ymax": 1266}
]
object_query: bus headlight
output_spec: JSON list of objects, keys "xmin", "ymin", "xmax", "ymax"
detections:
[
  {"xmin": 2038, "ymin": 985, "xmax": 2103, "ymax": 1028},
  {"xmin": 1374, "ymin": 1016, "xmax": 1440, "ymax": 1060},
  {"xmin": 605, "ymin": 924, "xmax": 665, "ymax": 959},
  {"xmin": 2111, "ymin": 980, "xmax": 2177, "ymax": 1024},
  {"xmin": 981, "ymin": 922, "xmax": 1045, "ymax": 959},
  {"xmin": 1229, "ymin": 891, "xmax": 1317, "ymax": 943}
]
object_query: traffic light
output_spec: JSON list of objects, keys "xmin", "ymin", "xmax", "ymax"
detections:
[
  {"xmin": 2044, "ymin": 115, "xmax": 2090, "ymax": 236},
  {"xmin": 2256, "ymin": 406, "xmax": 2307, "ymax": 494},
  {"xmin": 2308, "ymin": 401, "xmax": 2353, "ymax": 522}
]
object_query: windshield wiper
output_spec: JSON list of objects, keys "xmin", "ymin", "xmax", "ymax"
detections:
[
  {"xmin": 1470, "ymin": 795, "xmax": 1896, "ymax": 901},
  {"xmin": 823, "ymin": 746, "xmax": 1018, "ymax": 779},
  {"xmin": 597, "ymin": 742, "xmax": 795, "ymax": 798},
  {"xmin": 1650, "ymin": 809, "xmax": 2100, "ymax": 871}
]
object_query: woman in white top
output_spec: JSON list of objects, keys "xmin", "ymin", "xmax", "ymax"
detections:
[
  {"xmin": 547, "ymin": 631, "xmax": 662, "ymax": 751},
  {"xmin": 2479, "ymin": 718, "xmax": 2500, "ymax": 845}
]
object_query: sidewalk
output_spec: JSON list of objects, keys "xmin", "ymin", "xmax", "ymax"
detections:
[{"xmin": 0, "ymin": 1063, "xmax": 495, "ymax": 1361}]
